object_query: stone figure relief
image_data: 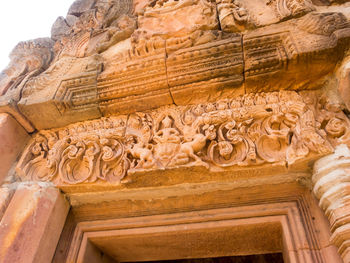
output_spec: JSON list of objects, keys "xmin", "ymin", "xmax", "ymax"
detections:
[
  {"xmin": 52, "ymin": 0, "xmax": 135, "ymax": 57},
  {"xmin": 216, "ymin": 0, "xmax": 249, "ymax": 32},
  {"xmin": 5, "ymin": 0, "xmax": 350, "ymax": 186},
  {"xmin": 0, "ymin": 38, "xmax": 54, "ymax": 100},
  {"xmin": 17, "ymin": 91, "xmax": 350, "ymax": 184}
]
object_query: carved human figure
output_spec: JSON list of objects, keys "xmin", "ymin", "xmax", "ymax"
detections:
[{"xmin": 153, "ymin": 116, "xmax": 181, "ymax": 145}]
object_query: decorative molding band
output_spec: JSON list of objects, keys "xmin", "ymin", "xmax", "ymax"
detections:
[
  {"xmin": 313, "ymin": 144, "xmax": 350, "ymax": 262},
  {"xmin": 17, "ymin": 90, "xmax": 350, "ymax": 185}
]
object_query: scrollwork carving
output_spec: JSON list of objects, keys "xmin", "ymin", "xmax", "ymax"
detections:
[
  {"xmin": 17, "ymin": 117, "xmax": 128, "ymax": 184},
  {"xmin": 17, "ymin": 91, "xmax": 350, "ymax": 185}
]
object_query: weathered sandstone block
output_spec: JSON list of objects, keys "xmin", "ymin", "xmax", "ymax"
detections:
[
  {"xmin": 0, "ymin": 113, "xmax": 29, "ymax": 184},
  {"xmin": 0, "ymin": 183, "xmax": 69, "ymax": 263}
]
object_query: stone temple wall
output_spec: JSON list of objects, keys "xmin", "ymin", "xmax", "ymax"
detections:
[{"xmin": 1, "ymin": 0, "xmax": 350, "ymax": 262}]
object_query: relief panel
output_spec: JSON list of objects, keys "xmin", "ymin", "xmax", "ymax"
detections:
[{"xmin": 17, "ymin": 91, "xmax": 350, "ymax": 185}]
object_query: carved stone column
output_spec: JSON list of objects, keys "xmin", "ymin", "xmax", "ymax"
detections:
[{"xmin": 313, "ymin": 144, "xmax": 350, "ymax": 262}]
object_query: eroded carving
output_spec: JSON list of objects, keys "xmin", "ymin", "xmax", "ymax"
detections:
[
  {"xmin": 0, "ymin": 38, "xmax": 54, "ymax": 99},
  {"xmin": 216, "ymin": 0, "xmax": 249, "ymax": 32},
  {"xmin": 244, "ymin": 11, "xmax": 350, "ymax": 92},
  {"xmin": 136, "ymin": 0, "xmax": 218, "ymax": 39},
  {"xmin": 225, "ymin": 0, "xmax": 315, "ymax": 29},
  {"xmin": 52, "ymin": 0, "xmax": 135, "ymax": 57},
  {"xmin": 266, "ymin": 0, "xmax": 314, "ymax": 20}
]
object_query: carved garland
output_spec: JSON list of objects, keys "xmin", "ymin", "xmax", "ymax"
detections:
[{"xmin": 17, "ymin": 91, "xmax": 350, "ymax": 184}]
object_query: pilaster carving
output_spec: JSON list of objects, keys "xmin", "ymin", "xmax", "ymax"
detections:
[
  {"xmin": 17, "ymin": 91, "xmax": 350, "ymax": 185},
  {"xmin": 313, "ymin": 145, "xmax": 350, "ymax": 262}
]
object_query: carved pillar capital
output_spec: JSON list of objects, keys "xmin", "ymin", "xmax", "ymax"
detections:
[{"xmin": 313, "ymin": 144, "xmax": 350, "ymax": 262}]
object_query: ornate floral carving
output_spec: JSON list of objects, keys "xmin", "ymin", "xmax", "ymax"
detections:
[
  {"xmin": 17, "ymin": 91, "xmax": 350, "ymax": 184},
  {"xmin": 17, "ymin": 117, "xmax": 128, "ymax": 184}
]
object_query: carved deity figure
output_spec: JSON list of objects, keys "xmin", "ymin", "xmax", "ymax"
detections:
[{"xmin": 153, "ymin": 116, "xmax": 181, "ymax": 166}]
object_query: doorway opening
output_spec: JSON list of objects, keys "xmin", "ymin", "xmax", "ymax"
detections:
[{"xmin": 124, "ymin": 254, "xmax": 284, "ymax": 263}]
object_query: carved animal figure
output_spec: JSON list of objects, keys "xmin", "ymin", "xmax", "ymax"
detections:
[
  {"xmin": 172, "ymin": 133, "xmax": 209, "ymax": 167},
  {"xmin": 126, "ymin": 142, "xmax": 156, "ymax": 169}
]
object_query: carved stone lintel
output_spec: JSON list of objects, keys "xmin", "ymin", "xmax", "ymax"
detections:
[
  {"xmin": 313, "ymin": 144, "xmax": 350, "ymax": 262},
  {"xmin": 17, "ymin": 90, "xmax": 350, "ymax": 185}
]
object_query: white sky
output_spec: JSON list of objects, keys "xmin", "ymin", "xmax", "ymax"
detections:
[{"xmin": 0, "ymin": 0, "xmax": 74, "ymax": 71}]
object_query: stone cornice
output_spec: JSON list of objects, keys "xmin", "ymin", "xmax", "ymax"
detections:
[{"xmin": 1, "ymin": 5, "xmax": 350, "ymax": 131}]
